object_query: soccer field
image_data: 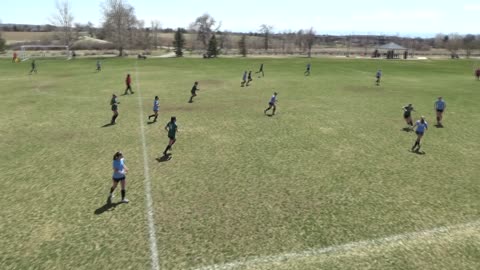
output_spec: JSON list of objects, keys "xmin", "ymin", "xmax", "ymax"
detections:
[{"xmin": 1, "ymin": 57, "xmax": 479, "ymax": 270}]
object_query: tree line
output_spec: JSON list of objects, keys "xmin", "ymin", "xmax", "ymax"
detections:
[{"xmin": 2, "ymin": 0, "xmax": 480, "ymax": 57}]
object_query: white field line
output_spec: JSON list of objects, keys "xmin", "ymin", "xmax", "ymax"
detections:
[
  {"xmin": 135, "ymin": 61, "xmax": 160, "ymax": 270},
  {"xmin": 194, "ymin": 219, "xmax": 480, "ymax": 270}
]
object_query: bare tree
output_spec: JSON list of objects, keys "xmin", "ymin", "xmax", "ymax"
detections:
[
  {"xmin": 101, "ymin": 0, "xmax": 138, "ymax": 56},
  {"xmin": 238, "ymin": 35, "xmax": 247, "ymax": 57},
  {"xmin": 446, "ymin": 33, "xmax": 463, "ymax": 56},
  {"xmin": 259, "ymin": 24, "xmax": 273, "ymax": 51},
  {"xmin": 50, "ymin": 0, "xmax": 75, "ymax": 46},
  {"xmin": 190, "ymin": 13, "xmax": 219, "ymax": 50},
  {"xmin": 151, "ymin": 20, "xmax": 161, "ymax": 49},
  {"xmin": 300, "ymin": 27, "xmax": 316, "ymax": 57}
]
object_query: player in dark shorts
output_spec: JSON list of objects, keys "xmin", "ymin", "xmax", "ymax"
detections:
[
  {"xmin": 475, "ymin": 68, "xmax": 480, "ymax": 80},
  {"xmin": 411, "ymin": 116, "xmax": 428, "ymax": 152},
  {"xmin": 375, "ymin": 69, "xmax": 382, "ymax": 86},
  {"xmin": 255, "ymin": 63, "xmax": 264, "ymax": 77},
  {"xmin": 163, "ymin": 116, "xmax": 178, "ymax": 156},
  {"xmin": 241, "ymin": 71, "xmax": 247, "ymax": 87},
  {"xmin": 96, "ymin": 60, "xmax": 101, "ymax": 72},
  {"xmin": 29, "ymin": 60, "xmax": 37, "ymax": 74},
  {"xmin": 110, "ymin": 94, "xmax": 120, "ymax": 125},
  {"xmin": 246, "ymin": 71, "xmax": 253, "ymax": 86},
  {"xmin": 189, "ymin": 81, "xmax": 200, "ymax": 103},
  {"xmin": 107, "ymin": 151, "xmax": 129, "ymax": 203},
  {"xmin": 124, "ymin": 74, "xmax": 134, "ymax": 95},
  {"xmin": 264, "ymin": 92, "xmax": 278, "ymax": 115},
  {"xmin": 434, "ymin": 96, "xmax": 446, "ymax": 127},
  {"xmin": 402, "ymin": 104, "xmax": 415, "ymax": 130},
  {"xmin": 148, "ymin": 96, "xmax": 160, "ymax": 122},
  {"xmin": 304, "ymin": 63, "xmax": 311, "ymax": 76}
]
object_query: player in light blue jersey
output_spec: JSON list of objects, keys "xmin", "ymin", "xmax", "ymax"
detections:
[
  {"xmin": 241, "ymin": 71, "xmax": 247, "ymax": 87},
  {"xmin": 434, "ymin": 96, "xmax": 446, "ymax": 127},
  {"xmin": 107, "ymin": 151, "xmax": 129, "ymax": 203},
  {"xmin": 411, "ymin": 116, "xmax": 428, "ymax": 152},
  {"xmin": 264, "ymin": 92, "xmax": 278, "ymax": 116},
  {"xmin": 148, "ymin": 96, "xmax": 160, "ymax": 122},
  {"xmin": 304, "ymin": 63, "xmax": 311, "ymax": 76}
]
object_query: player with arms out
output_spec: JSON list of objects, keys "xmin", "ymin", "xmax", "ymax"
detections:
[
  {"xmin": 255, "ymin": 63, "xmax": 264, "ymax": 77},
  {"xmin": 162, "ymin": 116, "xmax": 178, "ymax": 156},
  {"xmin": 411, "ymin": 116, "xmax": 428, "ymax": 153}
]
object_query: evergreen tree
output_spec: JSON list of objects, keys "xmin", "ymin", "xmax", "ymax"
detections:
[
  {"xmin": 238, "ymin": 35, "xmax": 247, "ymax": 57},
  {"xmin": 207, "ymin": 34, "xmax": 219, "ymax": 57},
  {"xmin": 173, "ymin": 28, "xmax": 185, "ymax": 57}
]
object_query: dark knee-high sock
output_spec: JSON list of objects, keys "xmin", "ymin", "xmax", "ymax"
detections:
[
  {"xmin": 163, "ymin": 145, "xmax": 170, "ymax": 154},
  {"xmin": 121, "ymin": 190, "xmax": 126, "ymax": 200},
  {"xmin": 110, "ymin": 187, "xmax": 115, "ymax": 194},
  {"xmin": 153, "ymin": 115, "xmax": 157, "ymax": 122}
]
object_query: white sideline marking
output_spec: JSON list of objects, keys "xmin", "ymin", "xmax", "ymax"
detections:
[
  {"xmin": 194, "ymin": 220, "xmax": 480, "ymax": 270},
  {"xmin": 135, "ymin": 62, "xmax": 160, "ymax": 270}
]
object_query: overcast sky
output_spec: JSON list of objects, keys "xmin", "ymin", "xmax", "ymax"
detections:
[{"xmin": 1, "ymin": 0, "xmax": 479, "ymax": 37}]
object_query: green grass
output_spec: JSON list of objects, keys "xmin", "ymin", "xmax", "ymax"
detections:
[{"xmin": 1, "ymin": 57, "xmax": 479, "ymax": 270}]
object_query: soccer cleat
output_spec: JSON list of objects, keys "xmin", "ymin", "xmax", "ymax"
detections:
[{"xmin": 121, "ymin": 198, "xmax": 129, "ymax": 203}]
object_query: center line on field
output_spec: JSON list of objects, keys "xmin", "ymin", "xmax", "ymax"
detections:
[
  {"xmin": 193, "ymin": 219, "xmax": 480, "ymax": 270},
  {"xmin": 135, "ymin": 61, "xmax": 160, "ymax": 270}
]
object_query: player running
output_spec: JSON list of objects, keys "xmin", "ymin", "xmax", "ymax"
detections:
[
  {"xmin": 162, "ymin": 117, "xmax": 178, "ymax": 156},
  {"xmin": 96, "ymin": 60, "xmax": 102, "ymax": 72},
  {"xmin": 255, "ymin": 63, "xmax": 264, "ymax": 77},
  {"xmin": 110, "ymin": 94, "xmax": 120, "ymax": 125},
  {"xmin": 12, "ymin": 52, "xmax": 17, "ymax": 63},
  {"xmin": 107, "ymin": 151, "xmax": 129, "ymax": 204},
  {"xmin": 434, "ymin": 96, "xmax": 446, "ymax": 127},
  {"xmin": 475, "ymin": 68, "xmax": 480, "ymax": 80},
  {"xmin": 264, "ymin": 92, "xmax": 278, "ymax": 116},
  {"xmin": 304, "ymin": 63, "xmax": 311, "ymax": 76},
  {"xmin": 124, "ymin": 74, "xmax": 134, "ymax": 95},
  {"xmin": 411, "ymin": 116, "xmax": 428, "ymax": 152},
  {"xmin": 241, "ymin": 71, "xmax": 247, "ymax": 87},
  {"xmin": 375, "ymin": 69, "xmax": 382, "ymax": 86},
  {"xmin": 246, "ymin": 71, "xmax": 253, "ymax": 86},
  {"xmin": 29, "ymin": 60, "xmax": 37, "ymax": 74},
  {"xmin": 148, "ymin": 96, "xmax": 160, "ymax": 122},
  {"xmin": 189, "ymin": 81, "xmax": 200, "ymax": 103},
  {"xmin": 402, "ymin": 103, "xmax": 415, "ymax": 130}
]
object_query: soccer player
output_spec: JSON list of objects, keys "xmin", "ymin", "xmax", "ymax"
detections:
[
  {"xmin": 411, "ymin": 116, "xmax": 428, "ymax": 152},
  {"xmin": 124, "ymin": 74, "xmax": 134, "ymax": 95},
  {"xmin": 434, "ymin": 96, "xmax": 446, "ymax": 127},
  {"xmin": 96, "ymin": 60, "xmax": 101, "ymax": 72},
  {"xmin": 107, "ymin": 151, "xmax": 129, "ymax": 203},
  {"xmin": 264, "ymin": 92, "xmax": 278, "ymax": 115},
  {"xmin": 475, "ymin": 68, "xmax": 480, "ymax": 80},
  {"xmin": 255, "ymin": 63, "xmax": 264, "ymax": 77},
  {"xmin": 29, "ymin": 60, "xmax": 37, "ymax": 74},
  {"xmin": 189, "ymin": 81, "xmax": 200, "ymax": 103},
  {"xmin": 162, "ymin": 116, "xmax": 178, "ymax": 156},
  {"xmin": 246, "ymin": 71, "xmax": 253, "ymax": 86},
  {"xmin": 375, "ymin": 69, "xmax": 382, "ymax": 86},
  {"xmin": 241, "ymin": 71, "xmax": 247, "ymax": 87},
  {"xmin": 110, "ymin": 94, "xmax": 120, "ymax": 125},
  {"xmin": 402, "ymin": 103, "xmax": 415, "ymax": 130},
  {"xmin": 304, "ymin": 63, "xmax": 311, "ymax": 76},
  {"xmin": 12, "ymin": 51, "xmax": 17, "ymax": 63},
  {"xmin": 148, "ymin": 96, "xmax": 160, "ymax": 122}
]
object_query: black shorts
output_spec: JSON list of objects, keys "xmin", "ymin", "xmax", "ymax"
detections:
[
  {"xmin": 111, "ymin": 105, "xmax": 118, "ymax": 111},
  {"xmin": 415, "ymin": 131, "xmax": 424, "ymax": 136},
  {"xmin": 113, "ymin": 176, "xmax": 126, "ymax": 182},
  {"xmin": 436, "ymin": 109, "xmax": 444, "ymax": 113},
  {"xmin": 168, "ymin": 135, "xmax": 176, "ymax": 140},
  {"xmin": 191, "ymin": 91, "xmax": 197, "ymax": 96},
  {"xmin": 403, "ymin": 112, "xmax": 411, "ymax": 119},
  {"xmin": 268, "ymin": 102, "xmax": 275, "ymax": 106}
]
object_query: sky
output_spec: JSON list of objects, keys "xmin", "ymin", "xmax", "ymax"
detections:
[{"xmin": 1, "ymin": 0, "xmax": 479, "ymax": 37}]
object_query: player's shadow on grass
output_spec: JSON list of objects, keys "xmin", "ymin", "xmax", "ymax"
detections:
[
  {"xmin": 401, "ymin": 127, "xmax": 413, "ymax": 132},
  {"xmin": 434, "ymin": 124, "xmax": 444, "ymax": 128},
  {"xmin": 101, "ymin": 123, "xmax": 114, "ymax": 128},
  {"xmin": 156, "ymin": 153, "xmax": 172, "ymax": 162},
  {"xmin": 410, "ymin": 149, "xmax": 426, "ymax": 155},
  {"xmin": 94, "ymin": 201, "xmax": 122, "ymax": 215},
  {"xmin": 147, "ymin": 121, "xmax": 156, "ymax": 125}
]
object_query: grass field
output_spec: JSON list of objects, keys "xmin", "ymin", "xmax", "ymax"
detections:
[{"xmin": 1, "ymin": 57, "xmax": 480, "ymax": 270}]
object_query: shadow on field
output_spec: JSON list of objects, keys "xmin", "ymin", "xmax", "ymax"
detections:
[
  {"xmin": 94, "ymin": 201, "xmax": 122, "ymax": 215},
  {"xmin": 147, "ymin": 121, "xmax": 156, "ymax": 125},
  {"xmin": 435, "ymin": 124, "xmax": 444, "ymax": 128},
  {"xmin": 410, "ymin": 149, "xmax": 426, "ymax": 155},
  {"xmin": 156, "ymin": 153, "xmax": 172, "ymax": 162},
  {"xmin": 101, "ymin": 123, "xmax": 114, "ymax": 128},
  {"xmin": 401, "ymin": 127, "xmax": 413, "ymax": 132}
]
